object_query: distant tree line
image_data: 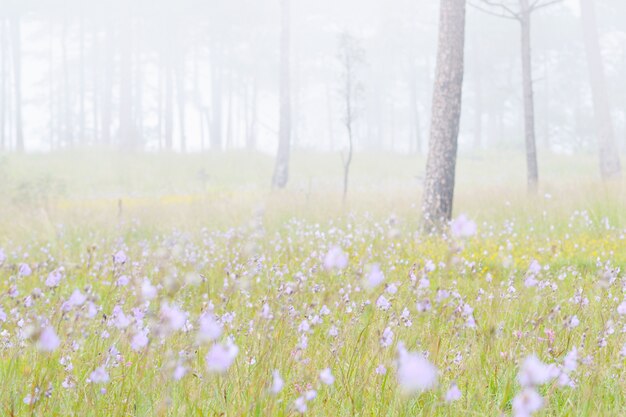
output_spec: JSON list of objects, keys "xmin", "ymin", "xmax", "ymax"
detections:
[{"xmin": 0, "ymin": 0, "xmax": 625, "ymax": 226}]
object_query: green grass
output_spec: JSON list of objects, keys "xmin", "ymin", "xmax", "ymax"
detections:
[{"xmin": 0, "ymin": 151, "xmax": 625, "ymax": 416}]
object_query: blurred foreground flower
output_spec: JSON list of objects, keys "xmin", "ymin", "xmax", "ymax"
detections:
[
  {"xmin": 396, "ymin": 343, "xmax": 438, "ymax": 394},
  {"xmin": 38, "ymin": 326, "xmax": 60, "ymax": 352},
  {"xmin": 450, "ymin": 214, "xmax": 476, "ymax": 238},
  {"xmin": 206, "ymin": 340, "xmax": 239, "ymax": 373},
  {"xmin": 323, "ymin": 246, "xmax": 348, "ymax": 270}
]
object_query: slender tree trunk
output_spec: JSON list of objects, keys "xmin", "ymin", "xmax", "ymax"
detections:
[
  {"xmin": 246, "ymin": 76, "xmax": 258, "ymax": 151},
  {"xmin": 473, "ymin": 46, "xmax": 483, "ymax": 150},
  {"xmin": 326, "ymin": 80, "xmax": 334, "ymax": 151},
  {"xmin": 165, "ymin": 58, "xmax": 174, "ymax": 150},
  {"xmin": 202, "ymin": 108, "xmax": 211, "ymax": 151},
  {"xmin": 91, "ymin": 21, "xmax": 100, "ymax": 145},
  {"xmin": 342, "ymin": 94, "xmax": 354, "ymax": 203},
  {"xmin": 338, "ymin": 33, "xmax": 362, "ymax": 202},
  {"xmin": 101, "ymin": 25, "xmax": 113, "ymax": 146},
  {"xmin": 422, "ymin": 0, "xmax": 466, "ymax": 231},
  {"xmin": 226, "ymin": 72, "xmax": 233, "ymax": 149},
  {"xmin": 79, "ymin": 14, "xmax": 86, "ymax": 144},
  {"xmin": 389, "ymin": 101, "xmax": 396, "ymax": 152},
  {"xmin": 132, "ymin": 18, "xmax": 143, "ymax": 148},
  {"xmin": 579, "ymin": 0, "xmax": 621, "ymax": 179},
  {"xmin": 62, "ymin": 17, "xmax": 73, "ymax": 147},
  {"xmin": 519, "ymin": 0, "xmax": 538, "ymax": 192},
  {"xmin": 119, "ymin": 8, "xmax": 134, "ymax": 149},
  {"xmin": 157, "ymin": 62, "xmax": 163, "ymax": 151},
  {"xmin": 409, "ymin": 73, "xmax": 421, "ymax": 154},
  {"xmin": 542, "ymin": 52, "xmax": 550, "ymax": 149},
  {"xmin": 192, "ymin": 46, "xmax": 205, "ymax": 151},
  {"xmin": 272, "ymin": 0, "xmax": 291, "ymax": 188},
  {"xmin": 373, "ymin": 89, "xmax": 384, "ymax": 150},
  {"xmin": 210, "ymin": 50, "xmax": 222, "ymax": 151},
  {"xmin": 10, "ymin": 14, "xmax": 24, "ymax": 152},
  {"xmin": 199, "ymin": 108, "xmax": 205, "ymax": 151},
  {"xmin": 175, "ymin": 57, "xmax": 186, "ymax": 152},
  {"xmin": 134, "ymin": 50, "xmax": 143, "ymax": 148},
  {"xmin": 342, "ymin": 133, "xmax": 353, "ymax": 202},
  {"xmin": 6, "ymin": 25, "xmax": 13, "ymax": 150},
  {"xmin": 0, "ymin": 18, "xmax": 7, "ymax": 151},
  {"xmin": 48, "ymin": 21, "xmax": 55, "ymax": 150}
]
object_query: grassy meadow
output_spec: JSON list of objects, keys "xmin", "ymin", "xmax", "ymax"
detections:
[{"xmin": 0, "ymin": 151, "xmax": 625, "ymax": 416}]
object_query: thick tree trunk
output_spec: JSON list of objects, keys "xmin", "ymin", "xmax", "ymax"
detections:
[
  {"xmin": 272, "ymin": 0, "xmax": 291, "ymax": 188},
  {"xmin": 10, "ymin": 15, "xmax": 23, "ymax": 152},
  {"xmin": 519, "ymin": 0, "xmax": 538, "ymax": 192},
  {"xmin": 579, "ymin": 0, "xmax": 621, "ymax": 179},
  {"xmin": 421, "ymin": 0, "xmax": 466, "ymax": 231}
]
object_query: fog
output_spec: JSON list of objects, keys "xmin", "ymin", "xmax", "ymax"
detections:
[
  {"xmin": 3, "ymin": 4, "xmax": 626, "ymax": 413},
  {"xmin": 1, "ymin": 0, "xmax": 624, "ymax": 156}
]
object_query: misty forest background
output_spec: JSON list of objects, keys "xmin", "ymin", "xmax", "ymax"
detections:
[
  {"xmin": 0, "ymin": 1, "xmax": 624, "ymax": 155},
  {"xmin": 0, "ymin": 0, "xmax": 626, "ymax": 221}
]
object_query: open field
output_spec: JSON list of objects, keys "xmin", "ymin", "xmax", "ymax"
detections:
[{"xmin": 1, "ymin": 152, "xmax": 626, "ymax": 416}]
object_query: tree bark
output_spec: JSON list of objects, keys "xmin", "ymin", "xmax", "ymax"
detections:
[
  {"xmin": 272, "ymin": 0, "xmax": 291, "ymax": 188},
  {"xmin": 422, "ymin": 0, "xmax": 466, "ymax": 231},
  {"xmin": 519, "ymin": 0, "xmax": 538, "ymax": 192},
  {"xmin": 579, "ymin": 0, "xmax": 621, "ymax": 179}
]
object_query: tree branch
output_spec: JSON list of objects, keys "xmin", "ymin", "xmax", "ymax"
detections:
[
  {"xmin": 478, "ymin": 0, "xmax": 521, "ymax": 19},
  {"xmin": 529, "ymin": 0, "xmax": 563, "ymax": 12},
  {"xmin": 468, "ymin": 1, "xmax": 520, "ymax": 20}
]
